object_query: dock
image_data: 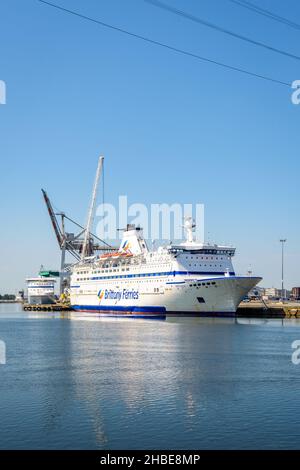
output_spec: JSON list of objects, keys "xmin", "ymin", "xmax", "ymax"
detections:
[
  {"xmin": 21, "ymin": 301, "xmax": 300, "ymax": 317},
  {"xmin": 23, "ymin": 303, "xmax": 72, "ymax": 312},
  {"xmin": 237, "ymin": 301, "xmax": 300, "ymax": 318}
]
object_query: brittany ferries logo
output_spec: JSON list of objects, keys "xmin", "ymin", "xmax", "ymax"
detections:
[
  {"xmin": 97, "ymin": 289, "xmax": 105, "ymax": 302},
  {"xmin": 120, "ymin": 240, "xmax": 132, "ymax": 254},
  {"xmin": 98, "ymin": 288, "xmax": 139, "ymax": 303}
]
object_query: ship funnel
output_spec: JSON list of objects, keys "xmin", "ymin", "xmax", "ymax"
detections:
[{"xmin": 119, "ymin": 225, "xmax": 148, "ymax": 255}]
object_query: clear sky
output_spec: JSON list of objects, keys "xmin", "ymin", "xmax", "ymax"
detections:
[{"xmin": 1, "ymin": 0, "xmax": 300, "ymax": 293}]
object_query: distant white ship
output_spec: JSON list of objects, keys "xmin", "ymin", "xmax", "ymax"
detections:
[
  {"xmin": 26, "ymin": 277, "xmax": 57, "ymax": 305},
  {"xmin": 70, "ymin": 217, "xmax": 261, "ymax": 316}
]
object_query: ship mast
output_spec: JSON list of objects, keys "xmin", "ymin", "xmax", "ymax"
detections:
[
  {"xmin": 81, "ymin": 156, "xmax": 104, "ymax": 260},
  {"xmin": 184, "ymin": 216, "xmax": 196, "ymax": 244}
]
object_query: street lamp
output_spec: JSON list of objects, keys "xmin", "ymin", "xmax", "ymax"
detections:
[{"xmin": 280, "ymin": 239, "xmax": 287, "ymax": 301}]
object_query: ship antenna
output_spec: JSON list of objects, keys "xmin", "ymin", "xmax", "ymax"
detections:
[{"xmin": 81, "ymin": 156, "xmax": 104, "ymax": 259}]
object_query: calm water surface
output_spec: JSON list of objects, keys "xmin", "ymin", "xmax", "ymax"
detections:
[{"xmin": 0, "ymin": 303, "xmax": 300, "ymax": 449}]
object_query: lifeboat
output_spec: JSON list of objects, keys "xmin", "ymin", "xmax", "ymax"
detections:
[{"xmin": 99, "ymin": 251, "xmax": 133, "ymax": 259}]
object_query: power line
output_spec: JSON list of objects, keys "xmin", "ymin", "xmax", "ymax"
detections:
[
  {"xmin": 37, "ymin": 0, "xmax": 290, "ymax": 87},
  {"xmin": 145, "ymin": 0, "xmax": 300, "ymax": 61},
  {"xmin": 227, "ymin": 0, "xmax": 300, "ymax": 31}
]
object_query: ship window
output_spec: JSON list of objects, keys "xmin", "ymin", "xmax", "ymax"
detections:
[{"xmin": 197, "ymin": 297, "xmax": 205, "ymax": 303}]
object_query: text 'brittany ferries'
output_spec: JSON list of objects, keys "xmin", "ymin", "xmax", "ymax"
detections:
[{"xmin": 99, "ymin": 289, "xmax": 139, "ymax": 301}]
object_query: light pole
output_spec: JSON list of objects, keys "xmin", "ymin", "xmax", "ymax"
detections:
[{"xmin": 280, "ymin": 239, "xmax": 287, "ymax": 301}]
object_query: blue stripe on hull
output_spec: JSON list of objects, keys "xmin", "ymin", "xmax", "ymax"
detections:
[
  {"xmin": 72, "ymin": 305, "xmax": 166, "ymax": 319},
  {"xmin": 75, "ymin": 270, "xmax": 236, "ymax": 282},
  {"xmin": 27, "ymin": 285, "xmax": 55, "ymax": 289},
  {"xmin": 73, "ymin": 312, "xmax": 166, "ymax": 320},
  {"xmin": 72, "ymin": 305, "xmax": 166, "ymax": 313},
  {"xmin": 72, "ymin": 305, "xmax": 236, "ymax": 317}
]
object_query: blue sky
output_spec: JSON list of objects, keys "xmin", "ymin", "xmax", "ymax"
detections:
[{"xmin": 0, "ymin": 0, "xmax": 300, "ymax": 292}]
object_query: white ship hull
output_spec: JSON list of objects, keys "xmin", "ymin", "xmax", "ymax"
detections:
[
  {"xmin": 26, "ymin": 277, "xmax": 57, "ymax": 305},
  {"xmin": 28, "ymin": 295, "xmax": 56, "ymax": 305},
  {"xmin": 71, "ymin": 275, "xmax": 261, "ymax": 316}
]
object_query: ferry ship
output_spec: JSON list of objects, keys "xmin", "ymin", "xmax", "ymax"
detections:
[
  {"xmin": 26, "ymin": 276, "xmax": 57, "ymax": 305},
  {"xmin": 70, "ymin": 218, "xmax": 261, "ymax": 316}
]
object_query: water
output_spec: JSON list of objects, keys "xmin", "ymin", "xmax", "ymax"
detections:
[{"xmin": 0, "ymin": 303, "xmax": 300, "ymax": 449}]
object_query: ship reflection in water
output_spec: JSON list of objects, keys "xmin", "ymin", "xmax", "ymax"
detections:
[{"xmin": 1, "ymin": 304, "xmax": 300, "ymax": 449}]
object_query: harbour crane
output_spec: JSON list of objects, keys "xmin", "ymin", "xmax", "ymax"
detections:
[
  {"xmin": 81, "ymin": 156, "xmax": 104, "ymax": 259},
  {"xmin": 42, "ymin": 161, "xmax": 114, "ymax": 293}
]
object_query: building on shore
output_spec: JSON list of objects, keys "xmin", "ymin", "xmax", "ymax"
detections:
[
  {"xmin": 264, "ymin": 287, "xmax": 281, "ymax": 299},
  {"xmin": 247, "ymin": 286, "xmax": 265, "ymax": 299},
  {"xmin": 247, "ymin": 287, "xmax": 294, "ymax": 301},
  {"xmin": 291, "ymin": 287, "xmax": 300, "ymax": 300}
]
